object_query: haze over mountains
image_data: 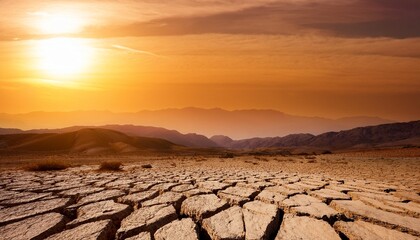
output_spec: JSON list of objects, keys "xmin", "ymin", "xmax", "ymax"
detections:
[
  {"xmin": 0, "ymin": 121, "xmax": 419, "ymax": 153},
  {"xmin": 0, "ymin": 108, "xmax": 394, "ymax": 139}
]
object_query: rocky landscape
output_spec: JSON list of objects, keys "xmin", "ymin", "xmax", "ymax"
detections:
[{"xmin": 0, "ymin": 154, "xmax": 419, "ymax": 240}]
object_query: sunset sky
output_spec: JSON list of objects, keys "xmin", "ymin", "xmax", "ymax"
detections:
[{"xmin": 0, "ymin": 0, "xmax": 419, "ymax": 121}]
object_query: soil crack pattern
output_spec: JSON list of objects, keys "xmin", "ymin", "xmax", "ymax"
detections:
[{"xmin": 0, "ymin": 160, "xmax": 419, "ymax": 240}]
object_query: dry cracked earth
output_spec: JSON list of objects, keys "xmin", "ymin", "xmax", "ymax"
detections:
[{"xmin": 0, "ymin": 156, "xmax": 420, "ymax": 240}]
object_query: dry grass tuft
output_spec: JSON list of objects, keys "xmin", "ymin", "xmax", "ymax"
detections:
[
  {"xmin": 220, "ymin": 152, "xmax": 235, "ymax": 158},
  {"xmin": 26, "ymin": 160, "xmax": 69, "ymax": 171},
  {"xmin": 99, "ymin": 161, "xmax": 122, "ymax": 171},
  {"xmin": 141, "ymin": 164, "xmax": 152, "ymax": 169}
]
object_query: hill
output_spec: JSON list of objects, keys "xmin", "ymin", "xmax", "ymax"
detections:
[
  {"xmin": 0, "ymin": 125, "xmax": 218, "ymax": 148},
  {"xmin": 0, "ymin": 128, "xmax": 181, "ymax": 154}
]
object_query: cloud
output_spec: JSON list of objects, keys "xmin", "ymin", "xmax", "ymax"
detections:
[
  {"xmin": 308, "ymin": 19, "xmax": 420, "ymax": 39},
  {"xmin": 305, "ymin": 0, "xmax": 420, "ymax": 38},
  {"xmin": 78, "ymin": 0, "xmax": 420, "ymax": 39},
  {"xmin": 0, "ymin": 0, "xmax": 419, "ymax": 40},
  {"xmin": 111, "ymin": 45, "xmax": 162, "ymax": 57}
]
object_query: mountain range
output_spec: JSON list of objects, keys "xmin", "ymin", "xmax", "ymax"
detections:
[
  {"xmin": 212, "ymin": 121, "xmax": 420, "ymax": 150},
  {"xmin": 0, "ymin": 108, "xmax": 394, "ymax": 139},
  {"xmin": 0, "ymin": 121, "xmax": 419, "ymax": 153}
]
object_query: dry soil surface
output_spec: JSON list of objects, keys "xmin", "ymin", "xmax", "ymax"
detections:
[{"xmin": 0, "ymin": 153, "xmax": 419, "ymax": 239}]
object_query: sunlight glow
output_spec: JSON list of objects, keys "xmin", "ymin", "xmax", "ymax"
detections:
[
  {"xmin": 37, "ymin": 12, "xmax": 83, "ymax": 34},
  {"xmin": 35, "ymin": 38, "xmax": 93, "ymax": 77}
]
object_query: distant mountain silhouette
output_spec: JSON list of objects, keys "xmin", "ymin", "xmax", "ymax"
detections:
[
  {"xmin": 1, "ymin": 121, "xmax": 419, "ymax": 152},
  {"xmin": 0, "ymin": 108, "xmax": 394, "ymax": 139},
  {"xmin": 101, "ymin": 125, "xmax": 218, "ymax": 148},
  {"xmin": 215, "ymin": 121, "xmax": 420, "ymax": 150},
  {"xmin": 210, "ymin": 135, "xmax": 234, "ymax": 147},
  {"xmin": 0, "ymin": 128, "xmax": 180, "ymax": 154},
  {"xmin": 0, "ymin": 128, "xmax": 24, "ymax": 135},
  {"xmin": 0, "ymin": 125, "xmax": 218, "ymax": 148},
  {"xmin": 222, "ymin": 134, "xmax": 315, "ymax": 149}
]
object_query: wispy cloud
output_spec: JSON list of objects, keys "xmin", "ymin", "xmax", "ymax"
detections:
[{"xmin": 111, "ymin": 45, "xmax": 162, "ymax": 57}]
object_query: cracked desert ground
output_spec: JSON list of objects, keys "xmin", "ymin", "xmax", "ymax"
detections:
[{"xmin": 0, "ymin": 149, "xmax": 419, "ymax": 240}]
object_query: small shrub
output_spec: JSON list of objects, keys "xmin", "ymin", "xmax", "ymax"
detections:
[
  {"xmin": 276, "ymin": 150, "xmax": 291, "ymax": 156},
  {"xmin": 220, "ymin": 152, "xmax": 235, "ymax": 158},
  {"xmin": 99, "ymin": 161, "xmax": 122, "ymax": 171},
  {"xmin": 141, "ymin": 164, "xmax": 152, "ymax": 169},
  {"xmin": 27, "ymin": 160, "xmax": 68, "ymax": 171},
  {"xmin": 297, "ymin": 152, "xmax": 309, "ymax": 156},
  {"xmin": 251, "ymin": 150, "xmax": 271, "ymax": 156}
]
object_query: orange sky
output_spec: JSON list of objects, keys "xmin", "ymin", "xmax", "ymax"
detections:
[{"xmin": 0, "ymin": 0, "xmax": 419, "ymax": 121}]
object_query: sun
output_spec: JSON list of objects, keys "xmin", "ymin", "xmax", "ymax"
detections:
[
  {"xmin": 33, "ymin": 11, "xmax": 93, "ymax": 78},
  {"xmin": 36, "ymin": 38, "xmax": 93, "ymax": 77}
]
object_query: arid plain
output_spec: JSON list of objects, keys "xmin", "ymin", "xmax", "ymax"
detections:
[{"xmin": 1, "ymin": 147, "xmax": 419, "ymax": 240}]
